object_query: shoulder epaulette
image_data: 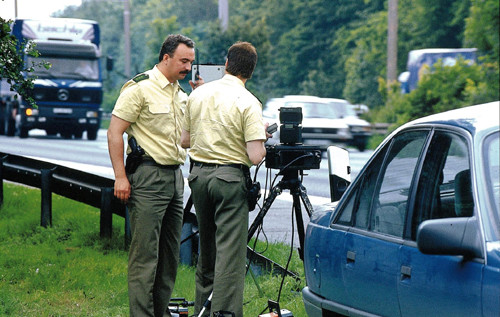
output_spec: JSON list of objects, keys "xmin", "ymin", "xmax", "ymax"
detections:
[{"xmin": 132, "ymin": 73, "xmax": 149, "ymax": 83}]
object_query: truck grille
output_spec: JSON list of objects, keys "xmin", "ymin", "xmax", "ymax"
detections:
[{"xmin": 33, "ymin": 87, "xmax": 102, "ymax": 104}]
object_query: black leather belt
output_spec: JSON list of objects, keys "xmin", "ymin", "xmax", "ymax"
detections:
[
  {"xmin": 192, "ymin": 160, "xmax": 246, "ymax": 170},
  {"xmin": 141, "ymin": 158, "xmax": 179, "ymax": 170}
]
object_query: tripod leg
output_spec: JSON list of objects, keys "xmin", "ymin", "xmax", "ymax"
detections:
[
  {"xmin": 292, "ymin": 193, "xmax": 306, "ymax": 260},
  {"xmin": 247, "ymin": 184, "xmax": 281, "ymax": 242},
  {"xmin": 298, "ymin": 184, "xmax": 315, "ymax": 217}
]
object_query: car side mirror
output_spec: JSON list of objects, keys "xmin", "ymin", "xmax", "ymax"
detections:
[
  {"xmin": 327, "ymin": 146, "xmax": 351, "ymax": 202},
  {"xmin": 417, "ymin": 217, "xmax": 482, "ymax": 259}
]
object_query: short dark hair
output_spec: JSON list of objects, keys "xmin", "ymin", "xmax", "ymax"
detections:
[
  {"xmin": 158, "ymin": 34, "xmax": 195, "ymax": 62},
  {"xmin": 225, "ymin": 41, "xmax": 257, "ymax": 79}
]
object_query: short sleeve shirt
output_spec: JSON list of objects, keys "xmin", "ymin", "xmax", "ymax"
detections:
[
  {"xmin": 182, "ymin": 74, "xmax": 266, "ymax": 167},
  {"xmin": 112, "ymin": 66, "xmax": 187, "ymax": 165}
]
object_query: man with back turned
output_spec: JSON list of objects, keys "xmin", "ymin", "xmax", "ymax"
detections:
[{"xmin": 181, "ymin": 41, "xmax": 268, "ymax": 316}]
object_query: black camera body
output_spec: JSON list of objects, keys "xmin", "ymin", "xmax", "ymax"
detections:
[
  {"xmin": 265, "ymin": 106, "xmax": 322, "ymax": 170},
  {"xmin": 265, "ymin": 144, "xmax": 321, "ymax": 170}
]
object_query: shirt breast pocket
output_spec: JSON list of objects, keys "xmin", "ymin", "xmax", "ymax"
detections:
[{"xmin": 148, "ymin": 102, "xmax": 171, "ymax": 114}]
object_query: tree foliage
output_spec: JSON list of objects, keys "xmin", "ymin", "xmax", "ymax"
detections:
[
  {"xmin": 50, "ymin": 0, "xmax": 498, "ymax": 117},
  {"xmin": 0, "ymin": 17, "xmax": 49, "ymax": 107}
]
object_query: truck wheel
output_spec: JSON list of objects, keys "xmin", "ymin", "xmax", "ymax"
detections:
[
  {"xmin": 19, "ymin": 127, "xmax": 29, "ymax": 138},
  {"xmin": 45, "ymin": 128, "xmax": 57, "ymax": 136},
  {"xmin": 87, "ymin": 128, "xmax": 98, "ymax": 140},
  {"xmin": 74, "ymin": 130, "xmax": 83, "ymax": 139},
  {"xmin": 5, "ymin": 115, "xmax": 15, "ymax": 137},
  {"xmin": 0, "ymin": 117, "xmax": 4, "ymax": 136}
]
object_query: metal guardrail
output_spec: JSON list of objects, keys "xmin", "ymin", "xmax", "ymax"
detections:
[
  {"xmin": 0, "ymin": 152, "xmax": 129, "ymax": 243},
  {"xmin": 0, "ymin": 151, "xmax": 301, "ymax": 276},
  {"xmin": 371, "ymin": 123, "xmax": 390, "ymax": 135}
]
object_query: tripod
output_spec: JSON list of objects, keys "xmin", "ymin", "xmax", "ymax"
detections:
[
  {"xmin": 197, "ymin": 168, "xmax": 314, "ymax": 317},
  {"xmin": 248, "ymin": 168, "xmax": 314, "ymax": 259}
]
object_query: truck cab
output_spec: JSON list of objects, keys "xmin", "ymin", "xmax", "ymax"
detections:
[
  {"xmin": 398, "ymin": 48, "xmax": 477, "ymax": 93},
  {"xmin": 1, "ymin": 18, "xmax": 108, "ymax": 140}
]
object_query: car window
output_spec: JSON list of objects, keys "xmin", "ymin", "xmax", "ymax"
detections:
[
  {"xmin": 484, "ymin": 132, "xmax": 499, "ymax": 224},
  {"xmin": 285, "ymin": 102, "xmax": 336, "ymax": 119},
  {"xmin": 328, "ymin": 101, "xmax": 356, "ymax": 118},
  {"xmin": 411, "ymin": 131, "xmax": 472, "ymax": 240},
  {"xmin": 335, "ymin": 130, "xmax": 429, "ymax": 238},
  {"xmin": 369, "ymin": 131, "xmax": 427, "ymax": 237}
]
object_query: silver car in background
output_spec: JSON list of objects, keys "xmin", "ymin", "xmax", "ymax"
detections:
[
  {"xmin": 263, "ymin": 95, "xmax": 351, "ymax": 148},
  {"xmin": 324, "ymin": 98, "xmax": 372, "ymax": 151}
]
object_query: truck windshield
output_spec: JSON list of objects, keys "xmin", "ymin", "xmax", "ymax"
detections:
[{"xmin": 27, "ymin": 56, "xmax": 99, "ymax": 81}]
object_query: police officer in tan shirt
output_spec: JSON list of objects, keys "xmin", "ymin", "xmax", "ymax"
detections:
[
  {"xmin": 181, "ymin": 41, "xmax": 269, "ymax": 317},
  {"xmin": 108, "ymin": 34, "xmax": 202, "ymax": 317}
]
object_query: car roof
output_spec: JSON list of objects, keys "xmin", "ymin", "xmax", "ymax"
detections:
[{"xmin": 401, "ymin": 101, "xmax": 499, "ymax": 135}]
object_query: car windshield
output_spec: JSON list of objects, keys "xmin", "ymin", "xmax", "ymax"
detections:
[
  {"xmin": 328, "ymin": 101, "xmax": 357, "ymax": 118},
  {"xmin": 27, "ymin": 56, "xmax": 99, "ymax": 81},
  {"xmin": 483, "ymin": 131, "xmax": 499, "ymax": 229},
  {"xmin": 286, "ymin": 101, "xmax": 338, "ymax": 119}
]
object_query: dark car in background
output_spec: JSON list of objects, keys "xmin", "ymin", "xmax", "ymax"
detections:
[{"xmin": 302, "ymin": 102, "xmax": 500, "ymax": 317}]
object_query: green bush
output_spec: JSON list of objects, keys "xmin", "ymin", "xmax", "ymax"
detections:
[{"xmin": 373, "ymin": 58, "xmax": 499, "ymax": 129}]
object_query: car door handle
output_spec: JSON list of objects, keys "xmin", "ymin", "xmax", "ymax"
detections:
[
  {"xmin": 347, "ymin": 251, "xmax": 356, "ymax": 263},
  {"xmin": 401, "ymin": 265, "xmax": 412, "ymax": 280}
]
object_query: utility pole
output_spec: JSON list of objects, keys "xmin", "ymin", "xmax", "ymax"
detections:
[
  {"xmin": 387, "ymin": 0, "xmax": 398, "ymax": 83},
  {"xmin": 123, "ymin": 0, "xmax": 131, "ymax": 78},
  {"xmin": 219, "ymin": 0, "xmax": 228, "ymax": 31}
]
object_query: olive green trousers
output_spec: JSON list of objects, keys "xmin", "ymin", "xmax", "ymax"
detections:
[
  {"xmin": 188, "ymin": 165, "xmax": 249, "ymax": 317},
  {"xmin": 127, "ymin": 164, "xmax": 184, "ymax": 317}
]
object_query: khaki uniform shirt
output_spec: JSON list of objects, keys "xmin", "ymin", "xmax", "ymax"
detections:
[
  {"xmin": 112, "ymin": 66, "xmax": 187, "ymax": 165},
  {"xmin": 182, "ymin": 74, "xmax": 266, "ymax": 167}
]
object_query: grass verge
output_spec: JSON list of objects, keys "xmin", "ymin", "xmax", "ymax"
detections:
[{"xmin": 0, "ymin": 183, "xmax": 306, "ymax": 316}]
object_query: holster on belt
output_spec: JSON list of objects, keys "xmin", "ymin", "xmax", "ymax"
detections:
[
  {"xmin": 243, "ymin": 166, "xmax": 261, "ymax": 212},
  {"xmin": 125, "ymin": 136, "xmax": 145, "ymax": 174}
]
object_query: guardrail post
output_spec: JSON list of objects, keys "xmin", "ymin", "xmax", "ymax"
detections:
[
  {"xmin": 41, "ymin": 168, "xmax": 55, "ymax": 227},
  {"xmin": 100, "ymin": 187, "xmax": 114, "ymax": 238},
  {"xmin": 0, "ymin": 155, "xmax": 6, "ymax": 206}
]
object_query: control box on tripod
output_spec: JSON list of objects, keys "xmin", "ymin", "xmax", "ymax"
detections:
[
  {"xmin": 265, "ymin": 106, "xmax": 322, "ymax": 170},
  {"xmin": 265, "ymin": 144, "xmax": 321, "ymax": 170}
]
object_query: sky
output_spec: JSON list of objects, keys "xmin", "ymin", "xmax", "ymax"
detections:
[{"xmin": 0, "ymin": 0, "xmax": 82, "ymax": 20}]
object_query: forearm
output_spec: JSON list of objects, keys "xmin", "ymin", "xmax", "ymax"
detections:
[
  {"xmin": 107, "ymin": 130, "xmax": 127, "ymax": 179},
  {"xmin": 246, "ymin": 140, "xmax": 266, "ymax": 165},
  {"xmin": 180, "ymin": 129, "xmax": 190, "ymax": 148}
]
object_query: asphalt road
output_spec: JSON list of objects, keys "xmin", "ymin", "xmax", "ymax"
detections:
[{"xmin": 0, "ymin": 129, "xmax": 374, "ymax": 247}]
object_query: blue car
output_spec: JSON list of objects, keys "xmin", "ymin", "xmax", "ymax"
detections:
[{"xmin": 302, "ymin": 102, "xmax": 500, "ymax": 317}]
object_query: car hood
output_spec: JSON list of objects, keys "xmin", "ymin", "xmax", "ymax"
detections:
[
  {"xmin": 302, "ymin": 118, "xmax": 349, "ymax": 129},
  {"xmin": 339, "ymin": 116, "xmax": 370, "ymax": 127}
]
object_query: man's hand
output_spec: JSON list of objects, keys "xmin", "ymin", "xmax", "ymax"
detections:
[
  {"xmin": 264, "ymin": 122, "xmax": 273, "ymax": 140},
  {"xmin": 114, "ymin": 175, "xmax": 131, "ymax": 203},
  {"xmin": 189, "ymin": 75, "xmax": 204, "ymax": 90}
]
